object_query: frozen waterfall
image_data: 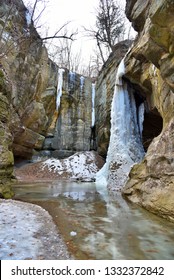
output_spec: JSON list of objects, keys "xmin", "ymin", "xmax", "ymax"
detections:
[
  {"xmin": 92, "ymin": 83, "xmax": 96, "ymax": 127},
  {"xmin": 96, "ymin": 58, "xmax": 145, "ymax": 190},
  {"xmin": 56, "ymin": 68, "xmax": 64, "ymax": 111},
  {"xmin": 138, "ymin": 102, "xmax": 145, "ymax": 139},
  {"xmin": 69, "ymin": 71, "xmax": 76, "ymax": 93},
  {"xmin": 80, "ymin": 76, "xmax": 85, "ymax": 94}
]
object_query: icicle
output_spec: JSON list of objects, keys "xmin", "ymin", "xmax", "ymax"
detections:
[
  {"xmin": 91, "ymin": 83, "xmax": 96, "ymax": 127},
  {"xmin": 96, "ymin": 58, "xmax": 144, "ymax": 190},
  {"xmin": 69, "ymin": 71, "xmax": 76, "ymax": 93},
  {"xmin": 80, "ymin": 76, "xmax": 85, "ymax": 94},
  {"xmin": 25, "ymin": 11, "xmax": 32, "ymax": 26},
  {"xmin": 56, "ymin": 68, "xmax": 64, "ymax": 111},
  {"xmin": 138, "ymin": 103, "xmax": 145, "ymax": 139}
]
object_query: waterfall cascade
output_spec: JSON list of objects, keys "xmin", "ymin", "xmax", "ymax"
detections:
[
  {"xmin": 96, "ymin": 58, "xmax": 145, "ymax": 190},
  {"xmin": 56, "ymin": 68, "xmax": 64, "ymax": 111},
  {"xmin": 91, "ymin": 83, "xmax": 96, "ymax": 127}
]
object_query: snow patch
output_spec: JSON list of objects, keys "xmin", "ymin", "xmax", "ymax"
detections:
[
  {"xmin": 0, "ymin": 200, "xmax": 68, "ymax": 260},
  {"xmin": 42, "ymin": 151, "xmax": 99, "ymax": 180}
]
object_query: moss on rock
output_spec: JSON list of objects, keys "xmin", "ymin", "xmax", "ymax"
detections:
[{"xmin": 0, "ymin": 184, "xmax": 14, "ymax": 199}]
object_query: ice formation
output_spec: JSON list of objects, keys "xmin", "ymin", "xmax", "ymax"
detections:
[
  {"xmin": 138, "ymin": 102, "xmax": 145, "ymax": 139},
  {"xmin": 96, "ymin": 58, "xmax": 145, "ymax": 190},
  {"xmin": 80, "ymin": 76, "xmax": 85, "ymax": 94},
  {"xmin": 56, "ymin": 68, "xmax": 64, "ymax": 111},
  {"xmin": 25, "ymin": 11, "xmax": 32, "ymax": 26},
  {"xmin": 68, "ymin": 71, "xmax": 76, "ymax": 93},
  {"xmin": 91, "ymin": 83, "xmax": 96, "ymax": 127}
]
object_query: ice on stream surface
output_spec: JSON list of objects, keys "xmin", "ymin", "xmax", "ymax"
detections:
[{"xmin": 12, "ymin": 181, "xmax": 174, "ymax": 260}]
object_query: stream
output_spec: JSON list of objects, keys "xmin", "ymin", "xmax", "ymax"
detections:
[{"xmin": 13, "ymin": 180, "xmax": 174, "ymax": 260}]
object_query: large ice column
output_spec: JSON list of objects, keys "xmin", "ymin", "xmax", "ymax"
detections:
[
  {"xmin": 96, "ymin": 58, "xmax": 145, "ymax": 190},
  {"xmin": 56, "ymin": 68, "xmax": 64, "ymax": 111},
  {"xmin": 91, "ymin": 83, "xmax": 96, "ymax": 127}
]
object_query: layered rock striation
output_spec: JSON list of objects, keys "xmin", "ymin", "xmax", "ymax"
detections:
[
  {"xmin": 0, "ymin": 0, "xmax": 57, "ymax": 196},
  {"xmin": 43, "ymin": 70, "xmax": 93, "ymax": 159},
  {"xmin": 0, "ymin": 0, "xmax": 93, "ymax": 197},
  {"xmin": 122, "ymin": 0, "xmax": 174, "ymax": 221}
]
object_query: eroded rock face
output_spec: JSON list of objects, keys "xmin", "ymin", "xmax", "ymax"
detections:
[
  {"xmin": 43, "ymin": 70, "xmax": 93, "ymax": 158},
  {"xmin": 0, "ymin": 93, "xmax": 14, "ymax": 198},
  {"xmin": 0, "ymin": 0, "xmax": 57, "ymax": 196},
  {"xmin": 123, "ymin": 0, "xmax": 174, "ymax": 221},
  {"xmin": 0, "ymin": 0, "xmax": 94, "ymax": 199},
  {"xmin": 0, "ymin": 0, "xmax": 57, "ymax": 160}
]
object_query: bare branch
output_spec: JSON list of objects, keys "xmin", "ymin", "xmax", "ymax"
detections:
[
  {"xmin": 41, "ymin": 34, "xmax": 75, "ymax": 41},
  {"xmin": 83, "ymin": 0, "xmax": 126, "ymax": 64}
]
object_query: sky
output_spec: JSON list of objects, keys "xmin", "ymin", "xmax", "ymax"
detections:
[{"xmin": 23, "ymin": 0, "xmax": 134, "ymax": 68}]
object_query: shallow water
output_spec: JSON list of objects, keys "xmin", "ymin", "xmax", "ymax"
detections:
[{"xmin": 13, "ymin": 181, "xmax": 174, "ymax": 260}]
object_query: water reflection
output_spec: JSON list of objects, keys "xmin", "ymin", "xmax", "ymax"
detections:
[{"xmin": 13, "ymin": 181, "xmax": 174, "ymax": 260}]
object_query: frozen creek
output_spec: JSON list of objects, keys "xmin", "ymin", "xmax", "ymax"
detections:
[{"xmin": 9, "ymin": 180, "xmax": 174, "ymax": 260}]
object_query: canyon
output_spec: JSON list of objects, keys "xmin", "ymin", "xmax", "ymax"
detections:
[{"xmin": 0, "ymin": 0, "xmax": 174, "ymax": 222}]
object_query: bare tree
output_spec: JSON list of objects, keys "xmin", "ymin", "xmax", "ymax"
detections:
[
  {"xmin": 84, "ymin": 0, "xmax": 126, "ymax": 64},
  {"xmin": 24, "ymin": 0, "xmax": 76, "ymax": 42},
  {"xmin": 96, "ymin": 0, "xmax": 125, "ymax": 51},
  {"xmin": 79, "ymin": 50, "xmax": 103, "ymax": 78},
  {"xmin": 24, "ymin": 0, "xmax": 50, "ymax": 29},
  {"xmin": 0, "ymin": 0, "xmax": 77, "ymax": 59},
  {"xmin": 47, "ymin": 30, "xmax": 83, "ymax": 73}
]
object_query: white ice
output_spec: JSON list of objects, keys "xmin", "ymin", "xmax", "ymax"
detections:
[
  {"xmin": 56, "ymin": 68, "xmax": 64, "ymax": 111},
  {"xmin": 96, "ymin": 58, "xmax": 144, "ymax": 190},
  {"xmin": 80, "ymin": 76, "xmax": 85, "ymax": 93},
  {"xmin": 91, "ymin": 83, "xmax": 96, "ymax": 127},
  {"xmin": 25, "ymin": 11, "xmax": 32, "ymax": 26}
]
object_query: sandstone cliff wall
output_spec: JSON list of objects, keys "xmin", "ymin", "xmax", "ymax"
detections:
[
  {"xmin": 122, "ymin": 0, "xmax": 174, "ymax": 221},
  {"xmin": 0, "ymin": 0, "xmax": 93, "ymax": 197},
  {"xmin": 43, "ymin": 70, "xmax": 93, "ymax": 159}
]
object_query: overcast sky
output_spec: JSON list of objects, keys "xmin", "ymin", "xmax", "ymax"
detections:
[{"xmin": 23, "ymin": 0, "xmax": 133, "ymax": 66}]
